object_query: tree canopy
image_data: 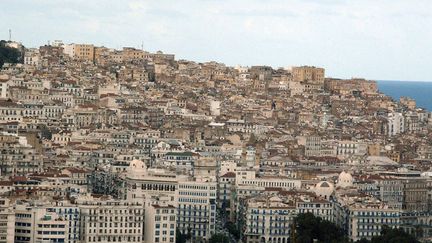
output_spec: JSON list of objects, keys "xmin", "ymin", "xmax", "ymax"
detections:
[
  {"xmin": 364, "ymin": 226, "xmax": 420, "ymax": 243},
  {"xmin": 294, "ymin": 213, "xmax": 419, "ymax": 243},
  {"xmin": 226, "ymin": 221, "xmax": 240, "ymax": 240},
  {"xmin": 0, "ymin": 40, "xmax": 21, "ymax": 68},
  {"xmin": 209, "ymin": 233, "xmax": 230, "ymax": 243},
  {"xmin": 294, "ymin": 213, "xmax": 349, "ymax": 243}
]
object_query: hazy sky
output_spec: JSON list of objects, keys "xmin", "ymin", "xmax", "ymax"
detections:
[{"xmin": 2, "ymin": 0, "xmax": 432, "ymax": 81}]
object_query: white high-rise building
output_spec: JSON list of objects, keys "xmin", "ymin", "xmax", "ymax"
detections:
[
  {"xmin": 387, "ymin": 112, "xmax": 405, "ymax": 136},
  {"xmin": 176, "ymin": 179, "xmax": 217, "ymax": 241}
]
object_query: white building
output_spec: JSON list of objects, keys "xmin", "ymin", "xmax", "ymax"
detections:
[
  {"xmin": 76, "ymin": 196, "xmax": 144, "ymax": 243},
  {"xmin": 14, "ymin": 203, "xmax": 68, "ymax": 243},
  {"xmin": 120, "ymin": 160, "xmax": 180, "ymax": 202},
  {"xmin": 348, "ymin": 206, "xmax": 401, "ymax": 241},
  {"xmin": 387, "ymin": 112, "xmax": 405, "ymax": 136},
  {"xmin": 48, "ymin": 202, "xmax": 81, "ymax": 243},
  {"xmin": 0, "ymin": 75, "xmax": 11, "ymax": 99},
  {"xmin": 176, "ymin": 180, "xmax": 217, "ymax": 241},
  {"xmin": 336, "ymin": 141, "xmax": 368, "ymax": 158},
  {"xmin": 336, "ymin": 171, "xmax": 354, "ymax": 188},
  {"xmin": 305, "ymin": 136, "xmax": 321, "ymax": 157},
  {"xmin": 296, "ymin": 195, "xmax": 333, "ymax": 222},
  {"xmin": 24, "ymin": 49, "xmax": 40, "ymax": 66},
  {"xmin": 209, "ymin": 100, "xmax": 221, "ymax": 116},
  {"xmin": 236, "ymin": 171, "xmax": 302, "ymax": 190},
  {"xmin": 243, "ymin": 195, "xmax": 296, "ymax": 243}
]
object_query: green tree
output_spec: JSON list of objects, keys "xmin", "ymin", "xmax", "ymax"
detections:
[
  {"xmin": 226, "ymin": 221, "xmax": 240, "ymax": 240},
  {"xmin": 209, "ymin": 233, "xmax": 230, "ymax": 243},
  {"xmin": 368, "ymin": 226, "xmax": 420, "ymax": 243},
  {"xmin": 0, "ymin": 40, "xmax": 21, "ymax": 68},
  {"xmin": 175, "ymin": 229, "xmax": 190, "ymax": 243},
  {"xmin": 294, "ymin": 213, "xmax": 349, "ymax": 243}
]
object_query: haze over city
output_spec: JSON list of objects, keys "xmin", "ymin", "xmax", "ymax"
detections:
[{"xmin": 2, "ymin": 0, "xmax": 432, "ymax": 81}]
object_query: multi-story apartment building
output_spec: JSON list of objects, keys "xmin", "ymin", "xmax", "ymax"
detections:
[
  {"xmin": 63, "ymin": 44, "xmax": 95, "ymax": 62},
  {"xmin": 243, "ymin": 195, "xmax": 296, "ymax": 243},
  {"xmin": 120, "ymin": 160, "xmax": 180, "ymax": 202},
  {"xmin": 76, "ymin": 197, "xmax": 144, "ymax": 243},
  {"xmin": 236, "ymin": 174, "xmax": 302, "ymax": 190},
  {"xmin": 161, "ymin": 151, "xmax": 198, "ymax": 171},
  {"xmin": 14, "ymin": 203, "xmax": 68, "ymax": 243},
  {"xmin": 304, "ymin": 136, "xmax": 321, "ymax": 157},
  {"xmin": 336, "ymin": 141, "xmax": 368, "ymax": 158},
  {"xmin": 347, "ymin": 205, "xmax": 401, "ymax": 241},
  {"xmin": 292, "ymin": 66, "xmax": 325, "ymax": 84},
  {"xmin": 387, "ymin": 112, "xmax": 405, "ymax": 136},
  {"xmin": 0, "ymin": 198, "xmax": 15, "ymax": 243},
  {"xmin": 0, "ymin": 76, "xmax": 11, "ymax": 99},
  {"xmin": 403, "ymin": 178, "xmax": 429, "ymax": 212},
  {"xmin": 296, "ymin": 196, "xmax": 333, "ymax": 222},
  {"xmin": 48, "ymin": 203, "xmax": 81, "ymax": 243},
  {"xmin": 176, "ymin": 179, "xmax": 217, "ymax": 242},
  {"xmin": 363, "ymin": 178, "xmax": 404, "ymax": 209},
  {"xmin": 42, "ymin": 103, "xmax": 66, "ymax": 120},
  {"xmin": 24, "ymin": 48, "xmax": 40, "ymax": 66},
  {"xmin": 218, "ymin": 172, "xmax": 236, "ymax": 219},
  {"xmin": 0, "ymin": 100, "xmax": 24, "ymax": 122},
  {"xmin": 144, "ymin": 198, "xmax": 177, "ymax": 243},
  {"xmin": 0, "ymin": 133, "xmax": 43, "ymax": 176}
]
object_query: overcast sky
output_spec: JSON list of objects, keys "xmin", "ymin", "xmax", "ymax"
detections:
[{"xmin": 2, "ymin": 0, "xmax": 432, "ymax": 81}]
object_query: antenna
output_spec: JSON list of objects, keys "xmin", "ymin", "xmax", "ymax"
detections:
[
  {"xmin": 9, "ymin": 29, "xmax": 11, "ymax": 41},
  {"xmin": 141, "ymin": 41, "xmax": 144, "ymax": 51}
]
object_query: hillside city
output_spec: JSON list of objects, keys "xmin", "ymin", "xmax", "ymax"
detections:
[{"xmin": 0, "ymin": 40, "xmax": 432, "ymax": 243}]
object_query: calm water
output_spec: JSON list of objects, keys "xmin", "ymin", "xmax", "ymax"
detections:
[{"xmin": 377, "ymin": 80, "xmax": 432, "ymax": 111}]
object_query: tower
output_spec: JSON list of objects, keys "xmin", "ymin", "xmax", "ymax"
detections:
[{"xmin": 8, "ymin": 29, "xmax": 11, "ymax": 41}]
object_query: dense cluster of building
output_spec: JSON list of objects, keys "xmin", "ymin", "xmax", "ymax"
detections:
[{"xmin": 1, "ymin": 40, "xmax": 432, "ymax": 243}]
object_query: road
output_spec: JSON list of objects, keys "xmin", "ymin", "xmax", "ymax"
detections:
[{"xmin": 215, "ymin": 209, "xmax": 240, "ymax": 243}]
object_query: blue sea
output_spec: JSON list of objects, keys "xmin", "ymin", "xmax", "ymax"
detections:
[{"xmin": 377, "ymin": 80, "xmax": 432, "ymax": 111}]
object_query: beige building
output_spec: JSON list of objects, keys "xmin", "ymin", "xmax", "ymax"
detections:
[
  {"xmin": 0, "ymin": 199, "xmax": 15, "ymax": 243},
  {"xmin": 144, "ymin": 197, "xmax": 176, "ymax": 243},
  {"xmin": 76, "ymin": 196, "xmax": 144, "ymax": 243},
  {"xmin": 122, "ymin": 47, "xmax": 148, "ymax": 61},
  {"xmin": 14, "ymin": 204, "xmax": 68, "ymax": 243},
  {"xmin": 0, "ymin": 75, "xmax": 11, "ymax": 99},
  {"xmin": 324, "ymin": 78, "xmax": 378, "ymax": 95},
  {"xmin": 63, "ymin": 43, "xmax": 95, "ymax": 62},
  {"xmin": 400, "ymin": 97, "xmax": 416, "ymax": 110},
  {"xmin": 292, "ymin": 66, "xmax": 325, "ymax": 84}
]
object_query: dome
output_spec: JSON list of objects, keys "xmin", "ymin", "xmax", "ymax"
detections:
[
  {"xmin": 337, "ymin": 171, "xmax": 353, "ymax": 188},
  {"xmin": 127, "ymin": 159, "xmax": 147, "ymax": 178},
  {"xmin": 314, "ymin": 181, "xmax": 334, "ymax": 199}
]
